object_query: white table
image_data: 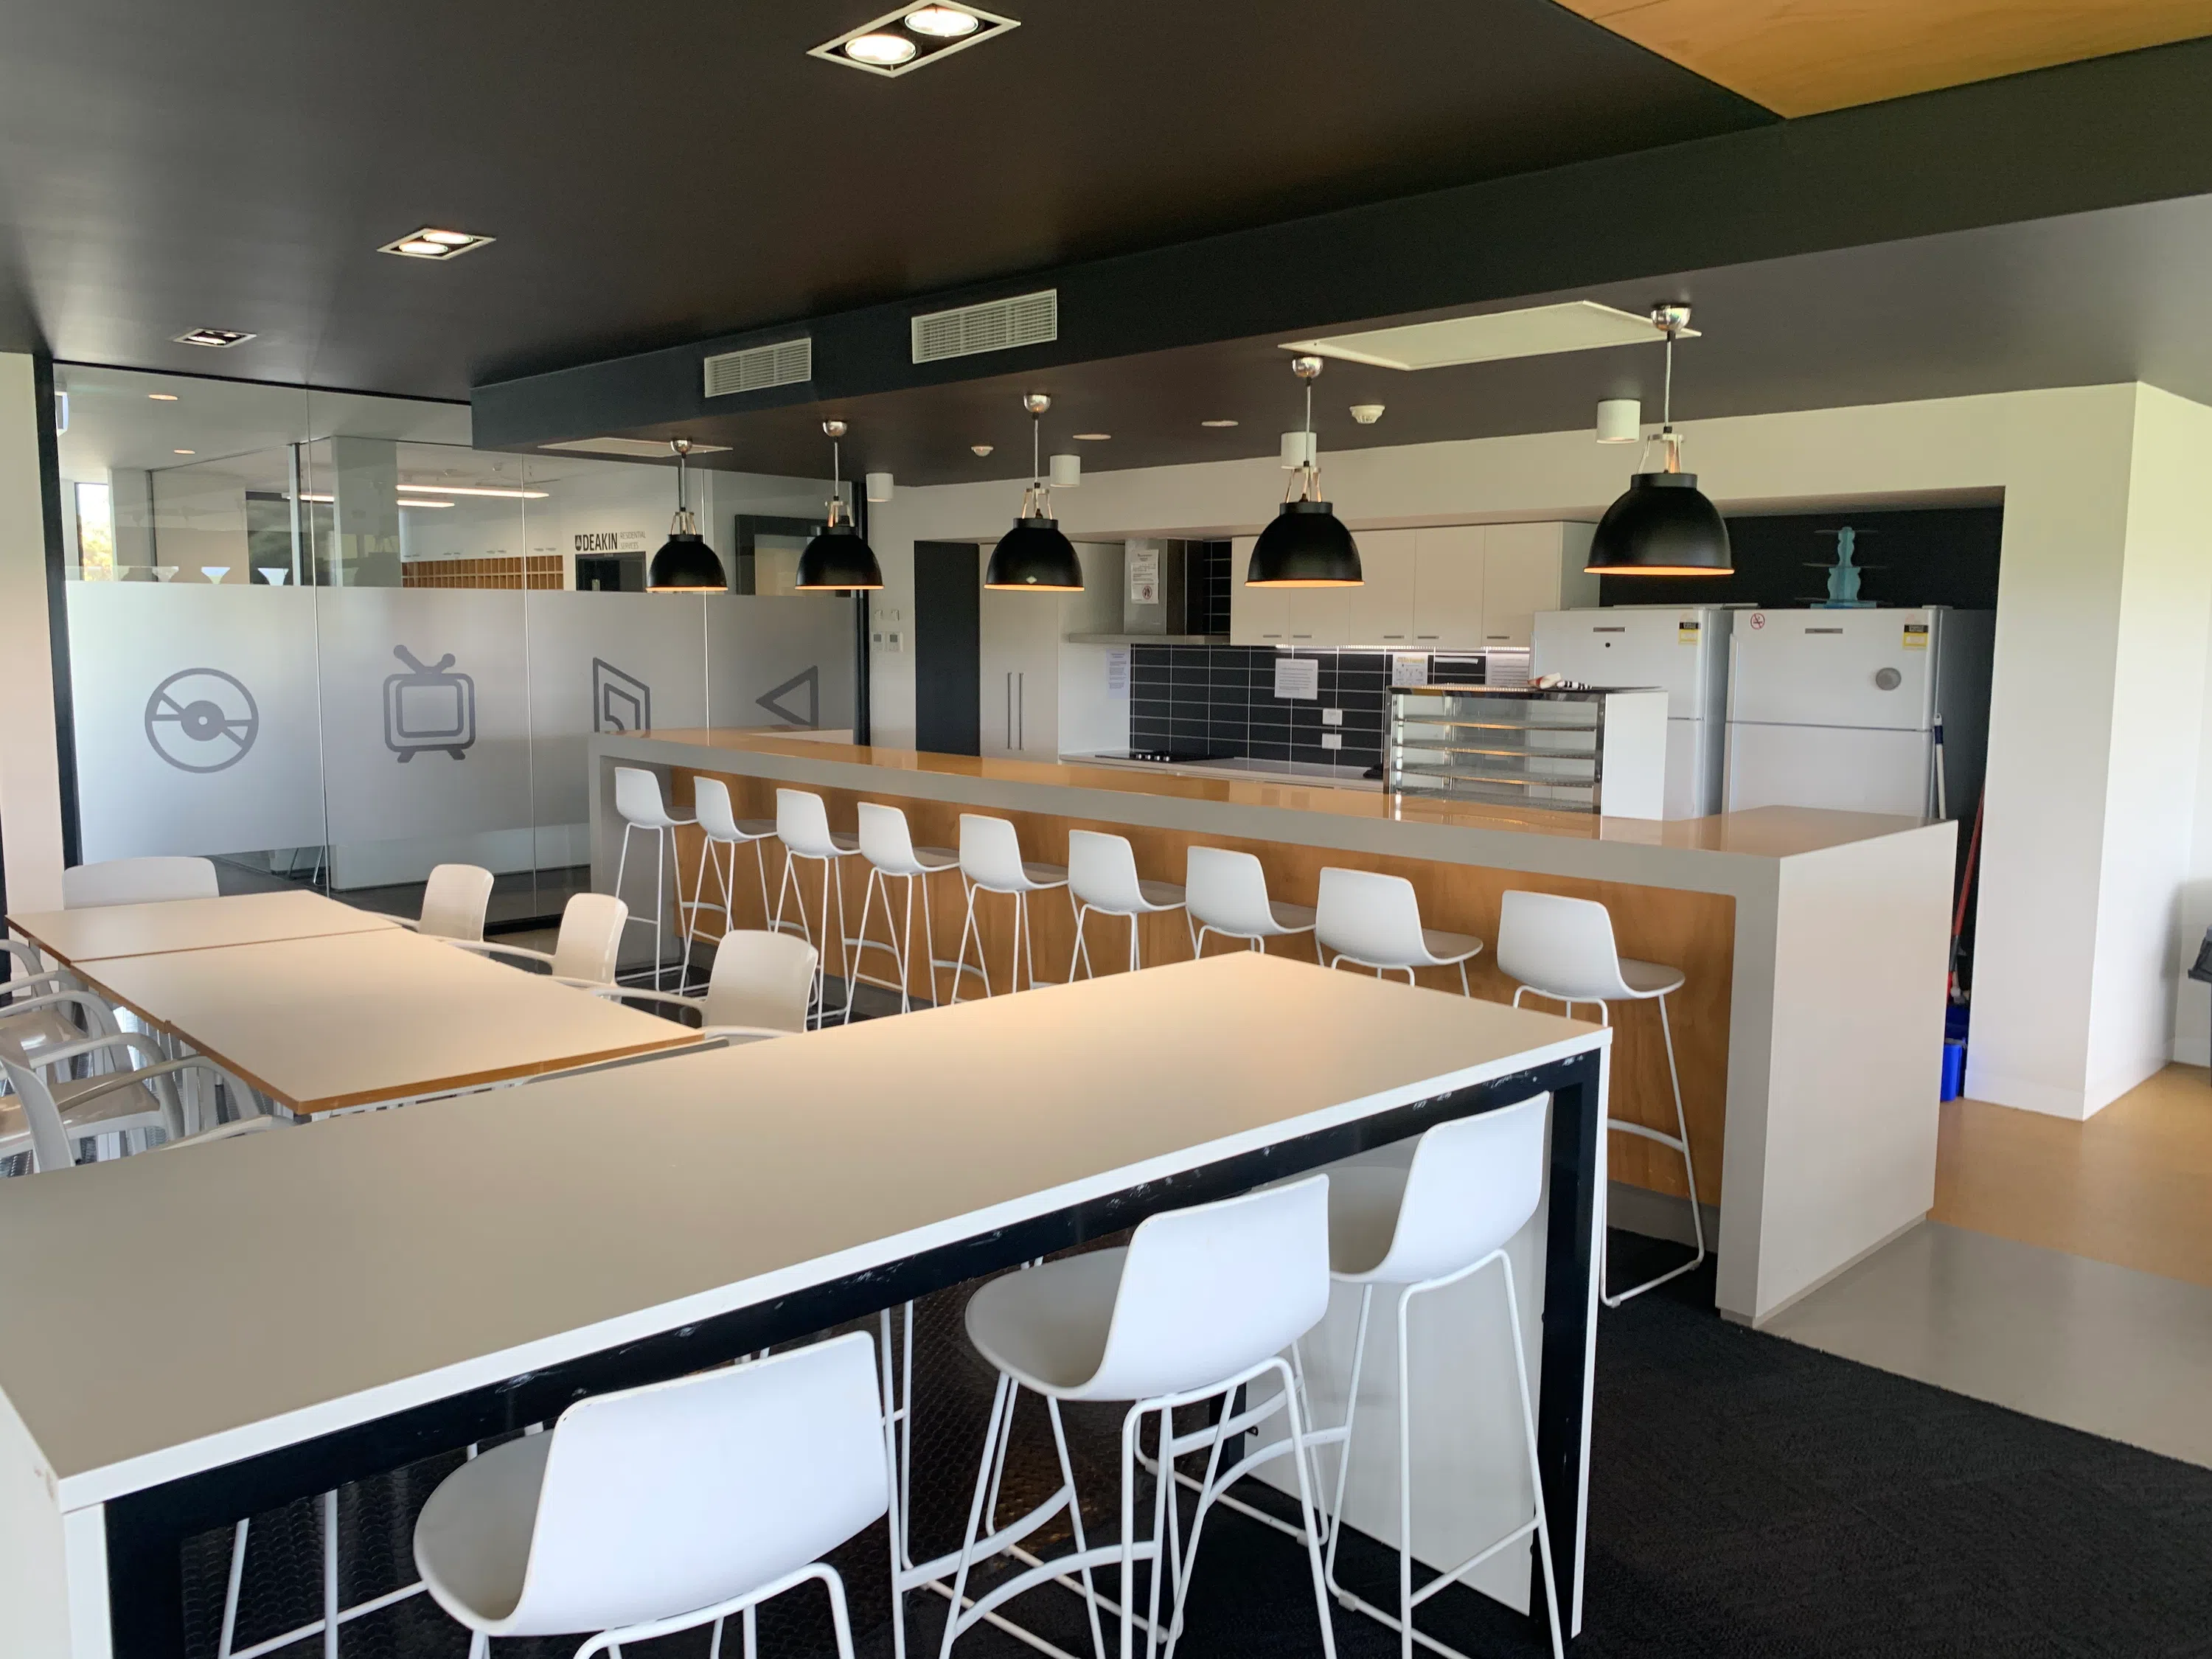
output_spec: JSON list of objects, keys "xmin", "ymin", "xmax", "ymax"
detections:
[
  {"xmin": 0, "ymin": 953, "xmax": 1610, "ymax": 1659},
  {"xmin": 8, "ymin": 891, "xmax": 398, "ymax": 966}
]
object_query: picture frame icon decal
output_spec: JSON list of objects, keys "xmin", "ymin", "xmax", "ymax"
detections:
[
  {"xmin": 383, "ymin": 645, "xmax": 476, "ymax": 761},
  {"xmin": 145, "ymin": 668, "xmax": 260, "ymax": 773},
  {"xmin": 591, "ymin": 658, "xmax": 652, "ymax": 734}
]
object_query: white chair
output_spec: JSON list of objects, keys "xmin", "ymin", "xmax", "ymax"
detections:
[
  {"xmin": 678, "ymin": 777, "xmax": 779, "ymax": 988},
  {"xmin": 849, "ymin": 802, "xmax": 959, "ymax": 1018},
  {"xmin": 595, "ymin": 929, "xmax": 818, "ymax": 1045},
  {"xmin": 1304, "ymin": 1096, "xmax": 1565, "ymax": 1659},
  {"xmin": 612, "ymin": 766, "xmax": 694, "ymax": 990},
  {"xmin": 1496, "ymin": 889, "xmax": 1704, "ymax": 1305},
  {"xmin": 398, "ymin": 863, "xmax": 494, "ymax": 943},
  {"xmin": 1314, "ymin": 868, "xmax": 1482, "ymax": 995},
  {"xmin": 62, "ymin": 856, "xmax": 219, "ymax": 908},
  {"xmin": 1184, "ymin": 847, "xmax": 1316, "ymax": 958},
  {"xmin": 772, "ymin": 789, "xmax": 863, "ymax": 1026},
  {"xmin": 1, "ymin": 1040, "xmax": 273, "ymax": 1172},
  {"xmin": 414, "ymin": 1332, "xmax": 886, "ymax": 1659},
  {"xmin": 933, "ymin": 1177, "xmax": 1339, "ymax": 1659},
  {"xmin": 1066, "ymin": 830, "xmax": 1186, "ymax": 979},
  {"xmin": 0, "ymin": 937, "xmax": 108, "ymax": 1062},
  {"xmin": 453, "ymin": 893, "xmax": 628, "ymax": 989},
  {"xmin": 949, "ymin": 814, "xmax": 1067, "ymax": 1000}
]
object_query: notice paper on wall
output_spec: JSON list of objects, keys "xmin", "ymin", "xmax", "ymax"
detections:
[
  {"xmin": 1273, "ymin": 656, "xmax": 1319, "ymax": 700},
  {"xmin": 1391, "ymin": 653, "xmax": 1429, "ymax": 688},
  {"xmin": 1105, "ymin": 647, "xmax": 1130, "ymax": 700},
  {"xmin": 1127, "ymin": 547, "xmax": 1161, "ymax": 605}
]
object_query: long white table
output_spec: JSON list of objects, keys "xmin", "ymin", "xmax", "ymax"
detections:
[
  {"xmin": 8, "ymin": 891, "xmax": 399, "ymax": 967},
  {"xmin": 0, "ymin": 953, "xmax": 1610, "ymax": 1659}
]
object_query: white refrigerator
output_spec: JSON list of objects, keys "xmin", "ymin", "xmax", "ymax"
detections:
[
  {"xmin": 1531, "ymin": 607, "xmax": 1734, "ymax": 818},
  {"xmin": 1724, "ymin": 607, "xmax": 1993, "ymax": 820}
]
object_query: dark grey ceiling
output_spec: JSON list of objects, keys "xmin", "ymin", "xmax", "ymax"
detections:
[
  {"xmin": 0, "ymin": 0, "xmax": 1765, "ymax": 395},
  {"xmin": 471, "ymin": 189, "xmax": 2212, "ymax": 487}
]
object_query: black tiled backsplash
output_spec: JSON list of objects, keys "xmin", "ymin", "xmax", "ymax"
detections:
[{"xmin": 1131, "ymin": 644, "xmax": 1486, "ymax": 770}]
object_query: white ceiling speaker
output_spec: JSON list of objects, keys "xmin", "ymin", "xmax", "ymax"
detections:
[
  {"xmin": 1349, "ymin": 404, "xmax": 1385, "ymax": 425},
  {"xmin": 1280, "ymin": 430, "xmax": 1317, "ymax": 467},
  {"xmin": 1596, "ymin": 397, "xmax": 1642, "ymax": 443},
  {"xmin": 866, "ymin": 471, "xmax": 894, "ymax": 502},
  {"xmin": 1049, "ymin": 453, "xmax": 1081, "ymax": 487}
]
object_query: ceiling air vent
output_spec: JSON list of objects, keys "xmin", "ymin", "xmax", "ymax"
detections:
[
  {"xmin": 703, "ymin": 337, "xmax": 813, "ymax": 398},
  {"xmin": 911, "ymin": 289, "xmax": 1057, "ymax": 364}
]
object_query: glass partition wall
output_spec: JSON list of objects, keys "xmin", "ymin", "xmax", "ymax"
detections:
[{"xmin": 55, "ymin": 366, "xmax": 853, "ymax": 928}]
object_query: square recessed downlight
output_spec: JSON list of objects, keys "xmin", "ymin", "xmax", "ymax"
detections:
[
  {"xmin": 174, "ymin": 327, "xmax": 255, "ymax": 349},
  {"xmin": 1279, "ymin": 301, "xmax": 1698, "ymax": 372},
  {"xmin": 810, "ymin": 4, "xmax": 1018, "ymax": 77},
  {"xmin": 380, "ymin": 226, "xmax": 495, "ymax": 261}
]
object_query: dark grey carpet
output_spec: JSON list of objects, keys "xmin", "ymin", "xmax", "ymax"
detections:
[{"xmin": 181, "ymin": 1234, "xmax": 2212, "ymax": 1658}]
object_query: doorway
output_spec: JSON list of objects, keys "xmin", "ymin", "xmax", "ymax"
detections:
[{"xmin": 915, "ymin": 540, "xmax": 981, "ymax": 755}]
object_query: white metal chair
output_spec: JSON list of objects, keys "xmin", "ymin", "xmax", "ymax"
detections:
[
  {"xmin": 453, "ymin": 893, "xmax": 628, "ymax": 989},
  {"xmin": 1304, "ymin": 1095, "xmax": 1565, "ymax": 1659},
  {"xmin": 932, "ymin": 1177, "xmax": 1340, "ymax": 1659},
  {"xmin": 1496, "ymin": 889, "xmax": 1704, "ymax": 1305},
  {"xmin": 398, "ymin": 863, "xmax": 494, "ymax": 943},
  {"xmin": 1314, "ymin": 868, "xmax": 1482, "ymax": 995},
  {"xmin": 62, "ymin": 856, "xmax": 219, "ymax": 908},
  {"xmin": 612, "ymin": 766, "xmax": 694, "ymax": 990},
  {"xmin": 595, "ymin": 929, "xmax": 818, "ymax": 1045},
  {"xmin": 1066, "ymin": 830, "xmax": 1186, "ymax": 980},
  {"xmin": 849, "ymin": 802, "xmax": 959, "ymax": 1018},
  {"xmin": 678, "ymin": 777, "xmax": 779, "ymax": 989},
  {"xmin": 1, "ymin": 1040, "xmax": 273, "ymax": 1172},
  {"xmin": 0, "ymin": 937, "xmax": 108, "ymax": 1062},
  {"xmin": 414, "ymin": 1332, "xmax": 887, "ymax": 1659},
  {"xmin": 1183, "ymin": 847, "xmax": 1316, "ymax": 959},
  {"xmin": 950, "ymin": 814, "xmax": 1067, "ymax": 1000},
  {"xmin": 773, "ymin": 788, "xmax": 863, "ymax": 1026}
]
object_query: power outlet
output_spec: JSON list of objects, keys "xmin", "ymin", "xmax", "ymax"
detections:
[
  {"xmin": 1322, "ymin": 707, "xmax": 1343, "ymax": 726},
  {"xmin": 1321, "ymin": 731, "xmax": 1343, "ymax": 751}
]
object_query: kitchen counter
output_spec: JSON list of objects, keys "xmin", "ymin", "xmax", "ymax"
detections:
[
  {"xmin": 591, "ymin": 728, "xmax": 1956, "ymax": 1324},
  {"xmin": 1074, "ymin": 751, "xmax": 1386, "ymax": 791}
]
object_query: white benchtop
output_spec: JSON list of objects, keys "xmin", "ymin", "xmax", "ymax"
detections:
[{"xmin": 0, "ymin": 953, "xmax": 1599, "ymax": 1507}]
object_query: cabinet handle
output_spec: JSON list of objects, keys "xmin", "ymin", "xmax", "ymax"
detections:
[
  {"xmin": 1416, "ymin": 633, "xmax": 1440, "ymax": 641},
  {"xmin": 1018, "ymin": 672, "xmax": 1025, "ymax": 750},
  {"xmin": 1005, "ymin": 672, "xmax": 1013, "ymax": 746},
  {"xmin": 1382, "ymin": 633, "xmax": 1405, "ymax": 641},
  {"xmin": 1292, "ymin": 633, "xmax": 1313, "ymax": 640}
]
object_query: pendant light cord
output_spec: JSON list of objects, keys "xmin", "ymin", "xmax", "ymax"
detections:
[
  {"xmin": 1660, "ymin": 319, "xmax": 1680, "ymax": 473},
  {"xmin": 669, "ymin": 439, "xmax": 695, "ymax": 533}
]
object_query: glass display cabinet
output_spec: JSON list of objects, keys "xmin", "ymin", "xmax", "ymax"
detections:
[{"xmin": 1387, "ymin": 685, "xmax": 1667, "ymax": 816}]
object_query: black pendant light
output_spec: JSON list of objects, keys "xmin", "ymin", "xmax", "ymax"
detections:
[
  {"xmin": 1586, "ymin": 305, "xmax": 1733, "ymax": 577},
  {"xmin": 794, "ymin": 420, "xmax": 883, "ymax": 591},
  {"xmin": 647, "ymin": 438, "xmax": 726, "ymax": 591},
  {"xmin": 984, "ymin": 393, "xmax": 1084, "ymax": 592},
  {"xmin": 1248, "ymin": 355, "xmax": 1362, "ymax": 587}
]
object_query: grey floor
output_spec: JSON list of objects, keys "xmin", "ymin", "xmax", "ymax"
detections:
[{"xmin": 1762, "ymin": 1220, "xmax": 2212, "ymax": 1470}]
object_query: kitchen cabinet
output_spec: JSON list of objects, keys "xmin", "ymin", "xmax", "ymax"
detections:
[
  {"xmin": 1332, "ymin": 527, "xmax": 1418, "ymax": 647},
  {"xmin": 979, "ymin": 542, "xmax": 1119, "ymax": 758},
  {"xmin": 1411, "ymin": 526, "xmax": 1485, "ymax": 647},
  {"xmin": 1228, "ymin": 536, "xmax": 1290, "ymax": 645},
  {"xmin": 1481, "ymin": 521, "xmax": 1593, "ymax": 647}
]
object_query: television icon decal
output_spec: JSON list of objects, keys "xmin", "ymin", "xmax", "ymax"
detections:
[
  {"xmin": 591, "ymin": 658, "xmax": 651, "ymax": 734},
  {"xmin": 383, "ymin": 645, "xmax": 476, "ymax": 762}
]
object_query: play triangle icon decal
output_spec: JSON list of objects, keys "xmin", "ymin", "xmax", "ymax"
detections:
[{"xmin": 755, "ymin": 665, "xmax": 820, "ymax": 727}]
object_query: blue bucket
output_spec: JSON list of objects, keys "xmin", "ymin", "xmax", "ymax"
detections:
[{"xmin": 1940, "ymin": 1040, "xmax": 1966, "ymax": 1102}]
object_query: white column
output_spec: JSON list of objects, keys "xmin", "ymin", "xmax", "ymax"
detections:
[{"xmin": 0, "ymin": 353, "xmax": 66, "ymax": 910}]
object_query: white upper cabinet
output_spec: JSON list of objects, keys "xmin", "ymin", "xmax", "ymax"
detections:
[
  {"xmin": 1336, "ymin": 528, "xmax": 1418, "ymax": 647},
  {"xmin": 1412, "ymin": 526, "xmax": 1485, "ymax": 646},
  {"xmin": 1228, "ymin": 536, "xmax": 1290, "ymax": 645}
]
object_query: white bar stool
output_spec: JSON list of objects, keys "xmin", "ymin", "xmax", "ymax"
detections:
[
  {"xmin": 1497, "ymin": 888, "xmax": 1704, "ymax": 1305},
  {"xmin": 773, "ymin": 787, "xmax": 862, "ymax": 1025},
  {"xmin": 678, "ymin": 777, "xmax": 778, "ymax": 988},
  {"xmin": 1314, "ymin": 868, "xmax": 1483, "ymax": 995},
  {"xmin": 931, "ymin": 1177, "xmax": 1340, "ymax": 1659},
  {"xmin": 413, "ymin": 1332, "xmax": 886, "ymax": 1659},
  {"xmin": 1305, "ymin": 1095, "xmax": 1565, "ymax": 1659},
  {"xmin": 1066, "ymin": 830, "xmax": 1186, "ymax": 979},
  {"xmin": 1184, "ymin": 846, "xmax": 1316, "ymax": 958},
  {"xmin": 611, "ymin": 767, "xmax": 693, "ymax": 990},
  {"xmin": 950, "ymin": 814, "xmax": 1067, "ymax": 999},
  {"xmin": 849, "ymin": 802, "xmax": 960, "ymax": 1018}
]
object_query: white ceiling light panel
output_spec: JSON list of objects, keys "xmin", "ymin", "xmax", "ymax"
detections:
[{"xmin": 1279, "ymin": 300, "xmax": 1697, "ymax": 372}]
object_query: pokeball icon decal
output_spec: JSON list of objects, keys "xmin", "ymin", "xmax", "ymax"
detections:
[{"xmin": 145, "ymin": 668, "xmax": 260, "ymax": 773}]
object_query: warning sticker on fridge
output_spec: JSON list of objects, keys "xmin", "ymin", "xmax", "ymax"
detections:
[
  {"xmin": 1678, "ymin": 619, "xmax": 1700, "ymax": 643},
  {"xmin": 1902, "ymin": 623, "xmax": 1930, "ymax": 650}
]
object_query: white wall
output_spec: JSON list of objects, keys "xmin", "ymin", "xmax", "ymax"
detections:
[
  {"xmin": 868, "ymin": 384, "xmax": 2208, "ymax": 1120},
  {"xmin": 0, "ymin": 354, "xmax": 66, "ymax": 911}
]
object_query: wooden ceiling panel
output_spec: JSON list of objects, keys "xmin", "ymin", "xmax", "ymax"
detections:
[{"xmin": 1557, "ymin": 0, "xmax": 2212, "ymax": 115}]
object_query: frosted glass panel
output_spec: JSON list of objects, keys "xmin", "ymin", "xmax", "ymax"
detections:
[
  {"xmin": 526, "ymin": 591, "xmax": 709, "ymax": 835},
  {"xmin": 705, "ymin": 594, "xmax": 858, "ymax": 732}
]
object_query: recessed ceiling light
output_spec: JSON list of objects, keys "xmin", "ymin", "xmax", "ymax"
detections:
[
  {"xmin": 396, "ymin": 482, "xmax": 550, "ymax": 500},
  {"xmin": 379, "ymin": 226, "xmax": 495, "ymax": 261},
  {"xmin": 174, "ymin": 328, "xmax": 254, "ymax": 349},
  {"xmin": 846, "ymin": 31, "xmax": 916, "ymax": 63},
  {"xmin": 812, "ymin": 4, "xmax": 1018, "ymax": 76},
  {"xmin": 904, "ymin": 4, "xmax": 980, "ymax": 35},
  {"xmin": 1073, "ymin": 432, "xmax": 1110, "ymax": 441},
  {"xmin": 971, "ymin": 445, "xmax": 995, "ymax": 456},
  {"xmin": 1279, "ymin": 299, "xmax": 1699, "ymax": 372},
  {"xmin": 1201, "ymin": 419, "xmax": 1239, "ymax": 428},
  {"xmin": 147, "ymin": 392, "xmax": 179, "ymax": 402}
]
